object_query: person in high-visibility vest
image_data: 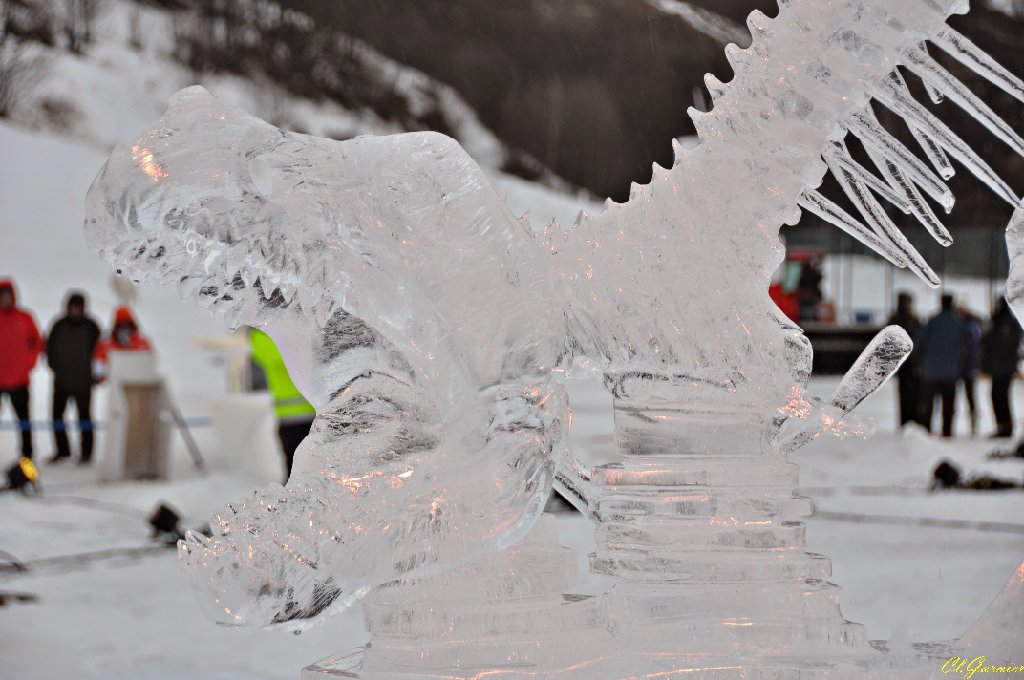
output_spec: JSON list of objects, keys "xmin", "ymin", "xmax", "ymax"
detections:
[{"xmin": 249, "ymin": 328, "xmax": 315, "ymax": 479}]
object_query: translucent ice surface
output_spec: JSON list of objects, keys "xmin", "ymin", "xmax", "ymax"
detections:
[
  {"xmin": 85, "ymin": 87, "xmax": 567, "ymax": 629},
  {"xmin": 83, "ymin": 0, "xmax": 1024, "ymax": 674},
  {"xmin": 1006, "ymin": 208, "xmax": 1024, "ymax": 319}
]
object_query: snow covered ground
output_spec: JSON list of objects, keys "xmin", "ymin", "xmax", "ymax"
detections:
[{"xmin": 0, "ymin": 375, "xmax": 1022, "ymax": 680}]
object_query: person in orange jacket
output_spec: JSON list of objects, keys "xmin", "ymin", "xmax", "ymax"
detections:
[
  {"xmin": 94, "ymin": 306, "xmax": 153, "ymax": 379},
  {"xmin": 0, "ymin": 279, "xmax": 43, "ymax": 459}
]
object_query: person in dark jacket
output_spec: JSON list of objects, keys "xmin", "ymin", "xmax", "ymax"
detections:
[
  {"xmin": 45, "ymin": 291, "xmax": 101, "ymax": 463},
  {"xmin": 959, "ymin": 306, "xmax": 983, "ymax": 436},
  {"xmin": 0, "ymin": 279, "xmax": 42, "ymax": 460},
  {"xmin": 984, "ymin": 297, "xmax": 1022, "ymax": 438},
  {"xmin": 917, "ymin": 293, "xmax": 970, "ymax": 437},
  {"xmin": 886, "ymin": 292, "xmax": 923, "ymax": 428}
]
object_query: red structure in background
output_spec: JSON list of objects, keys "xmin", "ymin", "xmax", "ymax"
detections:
[{"xmin": 769, "ymin": 248, "xmax": 835, "ymax": 325}]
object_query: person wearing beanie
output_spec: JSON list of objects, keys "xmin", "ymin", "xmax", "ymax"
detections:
[
  {"xmin": 45, "ymin": 291, "xmax": 102, "ymax": 463},
  {"xmin": 0, "ymin": 278, "xmax": 43, "ymax": 460}
]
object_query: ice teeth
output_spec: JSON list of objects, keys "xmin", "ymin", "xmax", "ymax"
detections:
[
  {"xmin": 196, "ymin": 288, "xmax": 219, "ymax": 310},
  {"xmin": 178, "ymin": 275, "xmax": 202, "ymax": 298},
  {"xmin": 315, "ymin": 297, "xmax": 335, "ymax": 327},
  {"xmin": 222, "ymin": 300, "xmax": 245, "ymax": 329},
  {"xmin": 185, "ymin": 529, "xmax": 210, "ymax": 547},
  {"xmin": 296, "ymin": 283, "xmax": 317, "ymax": 312}
]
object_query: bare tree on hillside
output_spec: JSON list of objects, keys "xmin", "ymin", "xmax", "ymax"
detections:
[
  {"xmin": 63, "ymin": 0, "xmax": 101, "ymax": 53},
  {"xmin": 127, "ymin": 2, "xmax": 141, "ymax": 50},
  {"xmin": 0, "ymin": 2, "xmax": 49, "ymax": 116}
]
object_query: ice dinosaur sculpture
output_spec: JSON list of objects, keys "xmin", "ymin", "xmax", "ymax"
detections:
[
  {"xmin": 82, "ymin": 0, "xmax": 1024, "ymax": 676},
  {"xmin": 85, "ymin": 86, "xmax": 569, "ymax": 629}
]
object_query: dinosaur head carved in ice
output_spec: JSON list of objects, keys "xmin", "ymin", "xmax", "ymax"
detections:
[{"xmin": 85, "ymin": 87, "xmax": 567, "ymax": 629}]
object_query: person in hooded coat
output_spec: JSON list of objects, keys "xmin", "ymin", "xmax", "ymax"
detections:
[
  {"xmin": 94, "ymin": 306, "xmax": 152, "ymax": 374},
  {"xmin": 886, "ymin": 292, "xmax": 923, "ymax": 428},
  {"xmin": 0, "ymin": 279, "xmax": 43, "ymax": 459},
  {"xmin": 45, "ymin": 291, "xmax": 102, "ymax": 463},
  {"xmin": 917, "ymin": 293, "xmax": 970, "ymax": 437},
  {"xmin": 984, "ymin": 297, "xmax": 1023, "ymax": 438}
]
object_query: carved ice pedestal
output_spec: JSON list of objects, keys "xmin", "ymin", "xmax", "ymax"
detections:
[
  {"xmin": 302, "ymin": 514, "xmax": 606, "ymax": 678},
  {"xmin": 579, "ymin": 375, "xmax": 873, "ymax": 676}
]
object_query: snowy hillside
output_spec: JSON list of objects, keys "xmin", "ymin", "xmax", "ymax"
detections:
[{"xmin": 4, "ymin": 0, "xmax": 591, "ymax": 192}]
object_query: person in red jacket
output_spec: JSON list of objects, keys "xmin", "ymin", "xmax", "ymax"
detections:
[
  {"xmin": 0, "ymin": 279, "xmax": 43, "ymax": 459},
  {"xmin": 93, "ymin": 306, "xmax": 153, "ymax": 379}
]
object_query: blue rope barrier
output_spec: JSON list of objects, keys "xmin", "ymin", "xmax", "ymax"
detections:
[{"xmin": 0, "ymin": 417, "xmax": 212, "ymax": 431}]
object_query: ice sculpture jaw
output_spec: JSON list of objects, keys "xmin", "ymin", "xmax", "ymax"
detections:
[
  {"xmin": 173, "ymin": 369, "xmax": 568, "ymax": 633},
  {"xmin": 86, "ymin": 87, "xmax": 570, "ymax": 631},
  {"xmin": 85, "ymin": 86, "xmax": 561, "ymax": 409}
]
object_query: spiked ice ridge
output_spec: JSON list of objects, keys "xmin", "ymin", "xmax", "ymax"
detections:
[
  {"xmin": 550, "ymin": 0, "xmax": 1023, "ymax": 416},
  {"xmin": 82, "ymin": 0, "xmax": 1024, "ymax": 671},
  {"xmin": 1008, "ymin": 208, "xmax": 1024, "ymax": 318}
]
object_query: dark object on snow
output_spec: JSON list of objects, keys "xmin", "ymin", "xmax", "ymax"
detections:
[
  {"xmin": 0, "ymin": 591, "xmax": 39, "ymax": 607},
  {"xmin": 963, "ymin": 476, "xmax": 1019, "ymax": 490},
  {"xmin": 148, "ymin": 502, "xmax": 184, "ymax": 543},
  {"xmin": 930, "ymin": 459, "xmax": 1021, "ymax": 491},
  {"xmin": 931, "ymin": 460, "xmax": 961, "ymax": 489},
  {"xmin": 4, "ymin": 457, "xmax": 39, "ymax": 494},
  {"xmin": 988, "ymin": 439, "xmax": 1024, "ymax": 459},
  {"xmin": 0, "ymin": 549, "xmax": 26, "ymax": 573}
]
